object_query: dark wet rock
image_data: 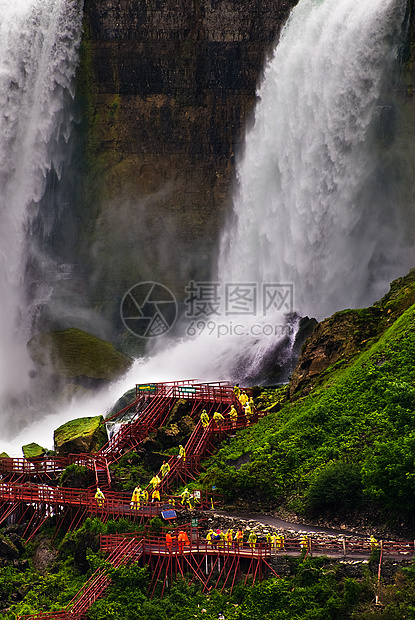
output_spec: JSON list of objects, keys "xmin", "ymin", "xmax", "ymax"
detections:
[
  {"xmin": 33, "ymin": 539, "xmax": 57, "ymax": 574},
  {"xmin": 0, "ymin": 534, "xmax": 19, "ymax": 560}
]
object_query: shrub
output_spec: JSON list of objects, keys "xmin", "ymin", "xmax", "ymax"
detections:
[
  {"xmin": 306, "ymin": 462, "xmax": 363, "ymax": 515},
  {"xmin": 59, "ymin": 464, "xmax": 94, "ymax": 489}
]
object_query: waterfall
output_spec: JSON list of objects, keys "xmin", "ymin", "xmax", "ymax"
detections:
[
  {"xmin": 0, "ymin": 0, "xmax": 83, "ymax": 415},
  {"xmin": 139, "ymin": 0, "xmax": 412, "ymax": 384},
  {"xmin": 219, "ymin": 0, "xmax": 412, "ymax": 320},
  {"xmin": 0, "ymin": 0, "xmax": 412, "ymax": 452}
]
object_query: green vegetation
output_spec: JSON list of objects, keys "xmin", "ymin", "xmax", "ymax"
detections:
[
  {"xmin": 4, "ymin": 272, "xmax": 415, "ymax": 616},
  {"xmin": 87, "ymin": 557, "xmax": 366, "ymax": 620},
  {"xmin": 59, "ymin": 464, "xmax": 94, "ymax": 489},
  {"xmin": 21, "ymin": 443, "xmax": 46, "ymax": 459},
  {"xmin": 109, "ymin": 451, "xmax": 154, "ymax": 492},
  {"xmin": 198, "ymin": 276, "xmax": 415, "ymax": 526},
  {"xmin": 4, "ymin": 538, "xmax": 415, "ymax": 620}
]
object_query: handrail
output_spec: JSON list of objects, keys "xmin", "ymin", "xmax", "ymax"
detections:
[{"xmin": 100, "ymin": 532, "xmax": 415, "ymax": 559}]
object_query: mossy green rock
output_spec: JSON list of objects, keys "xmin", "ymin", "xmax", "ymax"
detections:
[
  {"xmin": 54, "ymin": 415, "xmax": 108, "ymax": 456},
  {"xmin": 22, "ymin": 443, "xmax": 46, "ymax": 459},
  {"xmin": 27, "ymin": 328, "xmax": 132, "ymax": 382}
]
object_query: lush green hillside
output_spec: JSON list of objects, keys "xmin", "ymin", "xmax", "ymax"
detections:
[{"xmin": 197, "ymin": 271, "xmax": 415, "ymax": 530}]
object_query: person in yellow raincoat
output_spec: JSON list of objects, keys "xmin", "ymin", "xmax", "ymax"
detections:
[
  {"xmin": 179, "ymin": 445, "xmax": 186, "ymax": 461},
  {"xmin": 130, "ymin": 486, "xmax": 141, "ymax": 510},
  {"xmin": 213, "ymin": 411, "xmax": 225, "ymax": 427},
  {"xmin": 160, "ymin": 461, "xmax": 171, "ymax": 478},
  {"xmin": 248, "ymin": 530, "xmax": 257, "ymax": 549},
  {"xmin": 239, "ymin": 391, "xmax": 248, "ymax": 406},
  {"xmin": 244, "ymin": 403, "xmax": 253, "ymax": 425},
  {"xmin": 229, "ymin": 405, "xmax": 238, "ymax": 428},
  {"xmin": 201, "ymin": 410, "xmax": 210, "ymax": 428},
  {"xmin": 139, "ymin": 487, "xmax": 147, "ymax": 506},
  {"xmin": 274, "ymin": 533, "xmax": 284, "ymax": 551},
  {"xmin": 151, "ymin": 488, "xmax": 161, "ymax": 502},
  {"xmin": 180, "ymin": 487, "xmax": 192, "ymax": 507},
  {"xmin": 150, "ymin": 474, "xmax": 161, "ymax": 489},
  {"xmin": 95, "ymin": 488, "xmax": 105, "ymax": 507}
]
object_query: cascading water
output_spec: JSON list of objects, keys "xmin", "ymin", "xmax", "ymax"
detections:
[
  {"xmin": 0, "ymin": 0, "xmax": 83, "ymax": 428},
  {"xmin": 0, "ymin": 0, "xmax": 412, "ymax": 453},
  {"xmin": 220, "ymin": 0, "xmax": 412, "ymax": 320},
  {"xmin": 141, "ymin": 0, "xmax": 413, "ymax": 384}
]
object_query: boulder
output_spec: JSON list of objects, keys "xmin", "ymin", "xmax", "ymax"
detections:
[
  {"xmin": 27, "ymin": 328, "xmax": 132, "ymax": 389},
  {"xmin": 178, "ymin": 415, "xmax": 196, "ymax": 435},
  {"xmin": 54, "ymin": 415, "xmax": 108, "ymax": 456},
  {"xmin": 22, "ymin": 443, "xmax": 46, "ymax": 459}
]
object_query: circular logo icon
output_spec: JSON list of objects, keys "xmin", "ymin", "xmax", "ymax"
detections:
[{"xmin": 120, "ymin": 281, "xmax": 178, "ymax": 339}]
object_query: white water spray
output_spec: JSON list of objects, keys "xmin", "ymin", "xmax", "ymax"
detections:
[
  {"xmin": 139, "ymin": 0, "xmax": 413, "ymax": 384},
  {"xmin": 0, "ymin": 0, "xmax": 83, "ymax": 407},
  {"xmin": 220, "ymin": 0, "xmax": 412, "ymax": 320}
]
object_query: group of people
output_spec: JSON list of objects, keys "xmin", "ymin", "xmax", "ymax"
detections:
[
  {"xmin": 94, "ymin": 457, "xmax": 198, "ymax": 512},
  {"xmin": 165, "ymin": 530, "xmax": 190, "ymax": 553},
  {"xmin": 180, "ymin": 487, "xmax": 199, "ymax": 509},
  {"xmin": 130, "ymin": 459, "xmax": 172, "ymax": 509},
  {"xmin": 201, "ymin": 409, "xmax": 226, "ymax": 428},
  {"xmin": 205, "ymin": 528, "xmax": 258, "ymax": 549},
  {"xmin": 200, "ymin": 389, "xmax": 256, "ymax": 432},
  {"xmin": 234, "ymin": 386, "xmax": 256, "ymax": 425},
  {"xmin": 205, "ymin": 528, "xmax": 288, "ymax": 551}
]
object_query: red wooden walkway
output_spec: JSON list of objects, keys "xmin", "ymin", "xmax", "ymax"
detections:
[
  {"xmin": 16, "ymin": 536, "xmax": 140, "ymax": 620},
  {"xmin": 16, "ymin": 529, "xmax": 415, "ymax": 620},
  {"xmin": 99, "ymin": 380, "xmax": 237, "ymax": 463},
  {"xmin": 0, "ymin": 380, "xmax": 250, "ymax": 537}
]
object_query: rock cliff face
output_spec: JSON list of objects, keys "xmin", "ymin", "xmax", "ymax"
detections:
[
  {"xmin": 78, "ymin": 0, "xmax": 298, "ymax": 335},
  {"xmin": 76, "ymin": 0, "xmax": 415, "ymax": 352},
  {"xmin": 289, "ymin": 269, "xmax": 415, "ymax": 398}
]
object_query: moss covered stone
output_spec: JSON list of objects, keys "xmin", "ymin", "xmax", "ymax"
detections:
[
  {"xmin": 22, "ymin": 443, "xmax": 46, "ymax": 459},
  {"xmin": 27, "ymin": 328, "xmax": 132, "ymax": 382},
  {"xmin": 54, "ymin": 415, "xmax": 108, "ymax": 456}
]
